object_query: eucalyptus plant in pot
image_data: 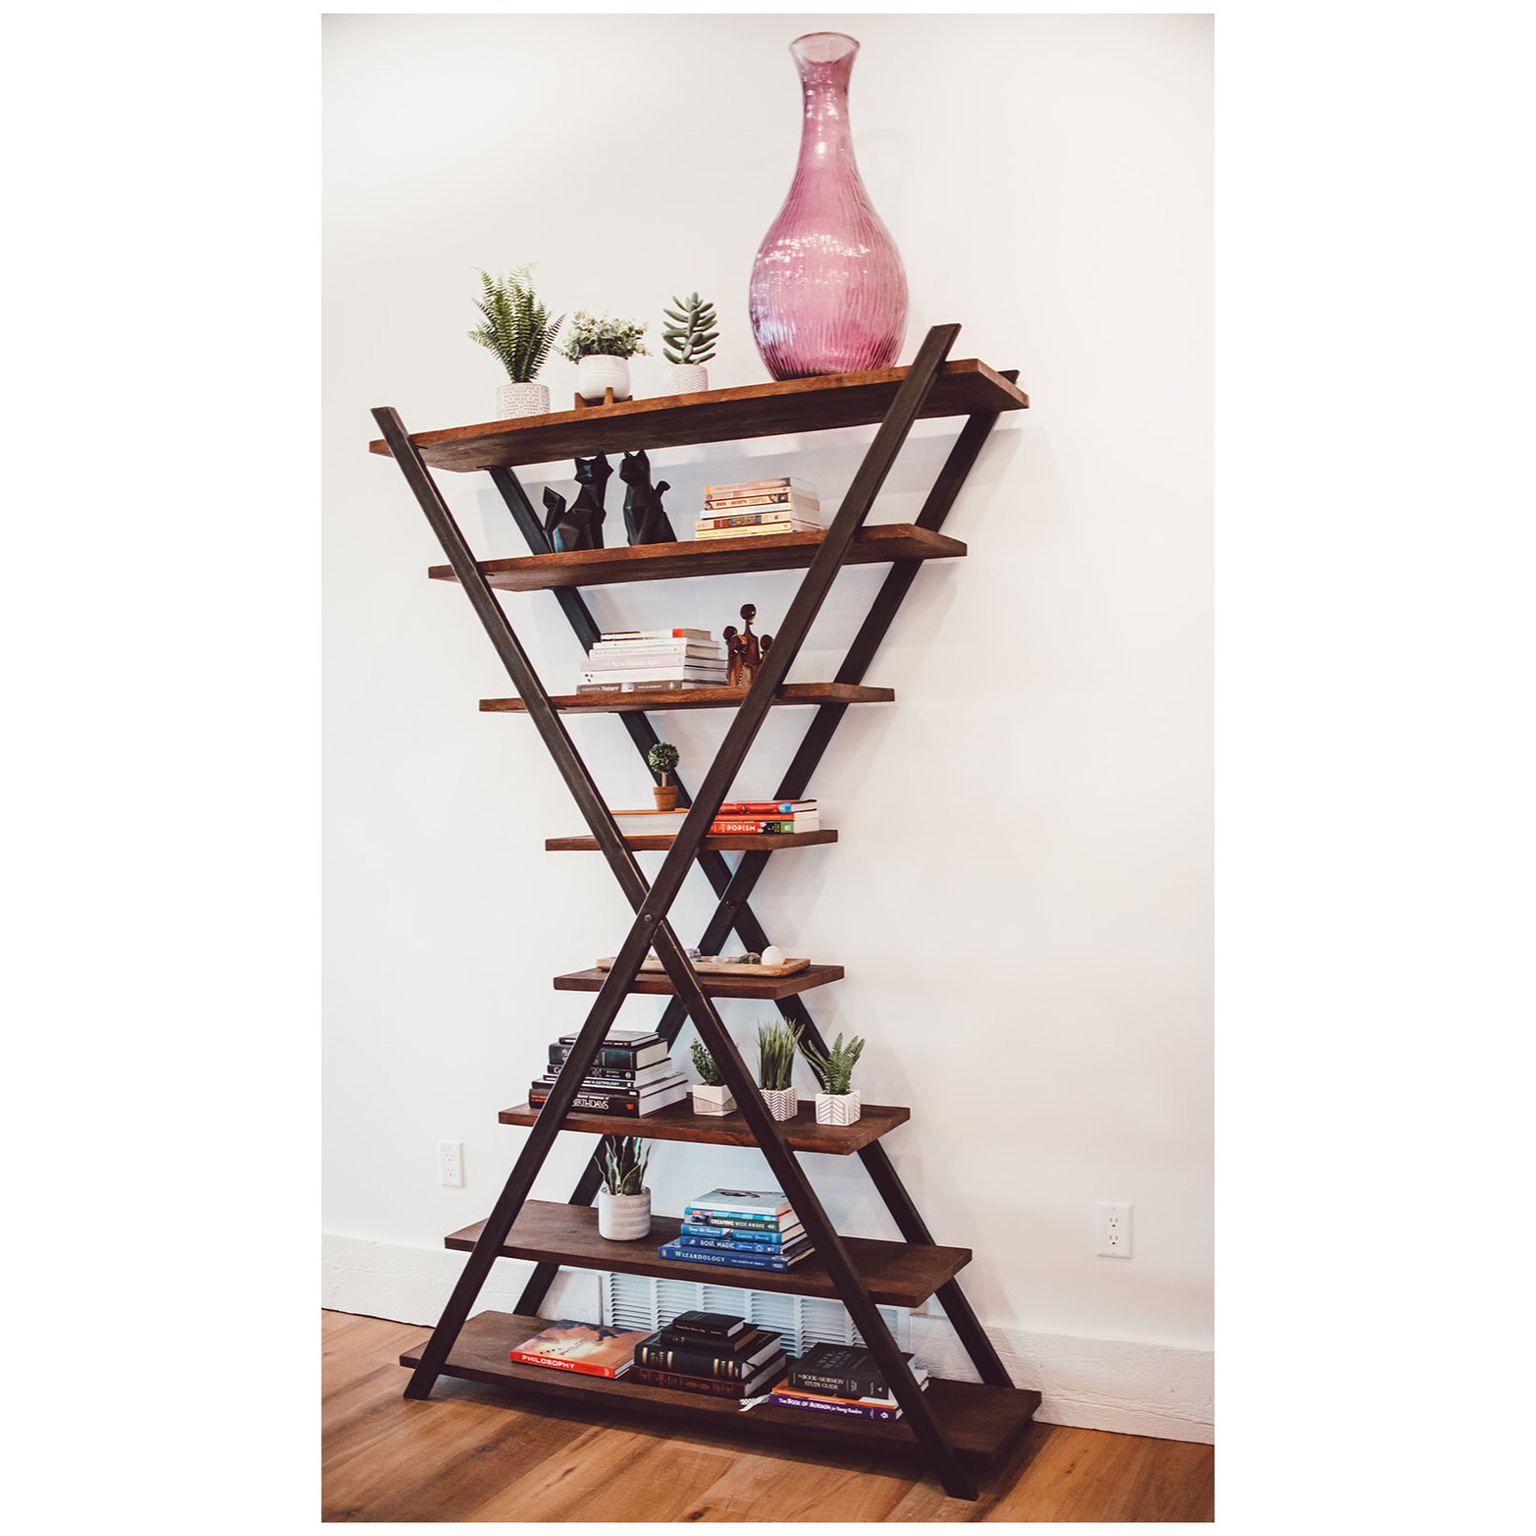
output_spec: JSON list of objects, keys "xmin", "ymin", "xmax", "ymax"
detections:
[
  {"xmin": 648, "ymin": 741, "xmax": 680, "ymax": 811},
  {"xmin": 468, "ymin": 266, "xmax": 563, "ymax": 418},
  {"xmin": 593, "ymin": 1135, "xmax": 651, "ymax": 1239},
  {"xmin": 658, "ymin": 292, "xmax": 718, "ymax": 394},
  {"xmin": 755, "ymin": 1018, "xmax": 802, "ymax": 1121},
  {"xmin": 800, "ymin": 1030, "xmax": 866, "ymax": 1126},
  {"xmin": 560, "ymin": 310, "xmax": 649, "ymax": 403},
  {"xmin": 689, "ymin": 1038, "xmax": 735, "ymax": 1116}
]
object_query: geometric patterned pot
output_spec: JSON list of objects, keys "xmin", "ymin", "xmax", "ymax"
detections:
[
  {"xmin": 760, "ymin": 1087, "xmax": 798, "ymax": 1121},
  {"xmin": 691, "ymin": 1084, "xmax": 736, "ymax": 1117},
  {"xmin": 815, "ymin": 1091, "xmax": 861, "ymax": 1126}
]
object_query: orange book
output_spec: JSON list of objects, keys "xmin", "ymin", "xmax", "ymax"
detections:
[{"xmin": 507, "ymin": 1319, "xmax": 651, "ymax": 1378}]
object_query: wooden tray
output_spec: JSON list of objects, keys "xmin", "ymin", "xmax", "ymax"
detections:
[{"xmin": 596, "ymin": 954, "xmax": 810, "ymax": 978}]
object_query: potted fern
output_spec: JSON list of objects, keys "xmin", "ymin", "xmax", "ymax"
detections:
[
  {"xmin": 755, "ymin": 1018, "xmax": 802, "ymax": 1121},
  {"xmin": 593, "ymin": 1135, "xmax": 652, "ymax": 1240},
  {"xmin": 467, "ymin": 266, "xmax": 563, "ymax": 419},
  {"xmin": 800, "ymin": 1031, "xmax": 866, "ymax": 1126},
  {"xmin": 648, "ymin": 742, "xmax": 680, "ymax": 811},
  {"xmin": 658, "ymin": 292, "xmax": 718, "ymax": 394},
  {"xmin": 689, "ymin": 1038, "xmax": 735, "ymax": 1116},
  {"xmin": 560, "ymin": 310, "xmax": 649, "ymax": 404}
]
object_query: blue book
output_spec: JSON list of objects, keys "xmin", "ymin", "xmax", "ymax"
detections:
[
  {"xmin": 676, "ymin": 1234, "xmax": 811, "ymax": 1257},
  {"xmin": 678, "ymin": 1223, "xmax": 804, "ymax": 1249},
  {"xmin": 658, "ymin": 1241, "xmax": 813, "ymax": 1272}
]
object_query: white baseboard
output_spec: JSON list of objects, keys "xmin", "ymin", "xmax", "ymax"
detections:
[{"xmin": 323, "ymin": 1233, "xmax": 1212, "ymax": 1445}]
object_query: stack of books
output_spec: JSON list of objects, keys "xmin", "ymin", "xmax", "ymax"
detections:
[
  {"xmin": 528, "ymin": 1028, "xmax": 690, "ymax": 1117},
  {"xmin": 506, "ymin": 1318, "xmax": 653, "ymax": 1378},
  {"xmin": 658, "ymin": 1187, "xmax": 815, "ymax": 1273},
  {"xmin": 628, "ymin": 1310, "xmax": 789, "ymax": 1401},
  {"xmin": 767, "ymin": 1342, "xmax": 931, "ymax": 1422},
  {"xmin": 607, "ymin": 798, "xmax": 820, "ymax": 838},
  {"xmin": 578, "ymin": 628, "xmax": 726, "ymax": 695},
  {"xmin": 695, "ymin": 478, "xmax": 823, "ymax": 540}
]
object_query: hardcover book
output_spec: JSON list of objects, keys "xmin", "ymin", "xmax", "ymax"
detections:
[
  {"xmin": 666, "ymin": 1310, "xmax": 747, "ymax": 1341},
  {"xmin": 702, "ymin": 476, "xmax": 816, "ymax": 497},
  {"xmin": 557, "ymin": 1029, "xmax": 661, "ymax": 1048},
  {"xmin": 676, "ymin": 1234, "xmax": 812, "ymax": 1259},
  {"xmin": 628, "ymin": 1353, "xmax": 788, "ymax": 1400},
  {"xmin": 682, "ymin": 1206, "xmax": 797, "ymax": 1232},
  {"xmin": 787, "ymin": 1343, "xmax": 919, "ymax": 1402},
  {"xmin": 507, "ymin": 1319, "xmax": 651, "ymax": 1378},
  {"xmin": 633, "ymin": 1328, "xmax": 784, "ymax": 1379},
  {"xmin": 678, "ymin": 1221, "xmax": 806, "ymax": 1247},
  {"xmin": 688, "ymin": 1189, "xmax": 793, "ymax": 1218},
  {"xmin": 766, "ymin": 1388, "xmax": 909, "ymax": 1422},
  {"xmin": 549, "ymin": 1041, "xmax": 670, "ymax": 1070},
  {"xmin": 527, "ymin": 1080, "xmax": 689, "ymax": 1116},
  {"xmin": 657, "ymin": 1242, "xmax": 813, "ymax": 1272}
]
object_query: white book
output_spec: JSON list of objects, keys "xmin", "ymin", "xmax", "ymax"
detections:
[{"xmin": 580, "ymin": 667, "xmax": 727, "ymax": 684}]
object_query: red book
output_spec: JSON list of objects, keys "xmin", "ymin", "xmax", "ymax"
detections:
[
  {"xmin": 716, "ymin": 801, "xmax": 816, "ymax": 814},
  {"xmin": 507, "ymin": 1319, "xmax": 651, "ymax": 1378}
]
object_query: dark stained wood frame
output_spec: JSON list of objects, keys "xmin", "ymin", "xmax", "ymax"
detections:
[{"xmin": 368, "ymin": 334, "xmax": 1032, "ymax": 1501}]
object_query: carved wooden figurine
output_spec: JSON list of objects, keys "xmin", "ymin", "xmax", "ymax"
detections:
[
  {"xmin": 619, "ymin": 449, "xmax": 678, "ymax": 545},
  {"xmin": 723, "ymin": 604, "xmax": 774, "ymax": 689}
]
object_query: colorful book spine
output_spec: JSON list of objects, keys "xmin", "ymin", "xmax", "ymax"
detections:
[
  {"xmin": 600, "ymin": 629, "xmax": 711, "ymax": 641},
  {"xmin": 709, "ymin": 820, "xmax": 804, "ymax": 834},
  {"xmin": 694, "ymin": 524, "xmax": 819, "ymax": 541},
  {"xmin": 675, "ymin": 1233, "xmax": 805, "ymax": 1255},
  {"xmin": 506, "ymin": 1350, "xmax": 630, "ymax": 1378},
  {"xmin": 715, "ymin": 802, "xmax": 816, "ymax": 814},
  {"xmin": 657, "ymin": 1242, "xmax": 810, "ymax": 1272},
  {"xmin": 682, "ymin": 1209, "xmax": 794, "ymax": 1232},
  {"xmin": 697, "ymin": 512, "xmax": 820, "ymax": 533},
  {"xmin": 701, "ymin": 496, "xmax": 821, "ymax": 515},
  {"xmin": 767, "ymin": 1390, "xmax": 902, "ymax": 1422},
  {"xmin": 678, "ymin": 1223, "xmax": 803, "ymax": 1248}
]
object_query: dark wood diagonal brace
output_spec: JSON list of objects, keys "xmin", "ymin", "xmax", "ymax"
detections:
[
  {"xmin": 503, "ymin": 379, "xmax": 1018, "ymax": 1388},
  {"xmin": 371, "ymin": 328, "xmax": 984, "ymax": 1498}
]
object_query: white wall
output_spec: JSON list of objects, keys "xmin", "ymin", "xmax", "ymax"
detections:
[{"xmin": 323, "ymin": 13, "xmax": 1212, "ymax": 1439}]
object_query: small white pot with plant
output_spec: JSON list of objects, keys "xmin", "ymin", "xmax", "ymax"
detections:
[
  {"xmin": 689, "ymin": 1039, "xmax": 736, "ymax": 1116},
  {"xmin": 755, "ymin": 1019, "xmax": 801, "ymax": 1121},
  {"xmin": 801, "ymin": 1030, "xmax": 865, "ymax": 1126},
  {"xmin": 468, "ymin": 265, "xmax": 562, "ymax": 419},
  {"xmin": 594, "ymin": 1135, "xmax": 651, "ymax": 1240},
  {"xmin": 561, "ymin": 310, "xmax": 649, "ymax": 403},
  {"xmin": 656, "ymin": 292, "xmax": 718, "ymax": 395}
]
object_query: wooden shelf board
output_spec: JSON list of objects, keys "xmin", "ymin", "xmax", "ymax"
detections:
[
  {"xmin": 400, "ymin": 1311, "xmax": 1040, "ymax": 1469},
  {"xmin": 498, "ymin": 1097, "xmax": 909, "ymax": 1155},
  {"xmin": 485, "ymin": 682, "xmax": 891, "ymax": 716},
  {"xmin": 371, "ymin": 358, "xmax": 1028, "ymax": 471},
  {"xmin": 545, "ymin": 829, "xmax": 838, "ymax": 852},
  {"xmin": 432, "ymin": 523, "xmax": 965, "ymax": 593},
  {"xmin": 445, "ymin": 1203, "xmax": 968, "ymax": 1309},
  {"xmin": 553, "ymin": 963, "xmax": 844, "ymax": 1000}
]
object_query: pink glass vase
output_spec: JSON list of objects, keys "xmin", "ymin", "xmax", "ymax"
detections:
[{"xmin": 749, "ymin": 32, "xmax": 909, "ymax": 381}]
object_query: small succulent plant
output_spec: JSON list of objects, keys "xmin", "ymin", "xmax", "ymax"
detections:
[
  {"xmin": 467, "ymin": 266, "xmax": 563, "ymax": 382},
  {"xmin": 647, "ymin": 741, "xmax": 679, "ymax": 786},
  {"xmin": 800, "ymin": 1031, "xmax": 865, "ymax": 1097},
  {"xmin": 661, "ymin": 292, "xmax": 718, "ymax": 365},
  {"xmin": 594, "ymin": 1134, "xmax": 650, "ymax": 1196},
  {"xmin": 559, "ymin": 310, "xmax": 650, "ymax": 361},
  {"xmin": 755, "ymin": 1018, "xmax": 802, "ymax": 1091},
  {"xmin": 690, "ymin": 1038, "xmax": 727, "ymax": 1087}
]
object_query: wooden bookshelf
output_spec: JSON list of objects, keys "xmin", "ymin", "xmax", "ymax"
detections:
[
  {"xmin": 371, "ymin": 357, "xmax": 1028, "ymax": 471},
  {"xmin": 445, "ymin": 1203, "xmax": 969, "ymax": 1309},
  {"xmin": 553, "ymin": 963, "xmax": 844, "ymax": 1001},
  {"xmin": 431, "ymin": 524, "xmax": 964, "ymax": 593},
  {"xmin": 485, "ymin": 683, "xmax": 890, "ymax": 715},
  {"xmin": 399, "ymin": 1310, "xmax": 1042, "ymax": 1471},
  {"xmin": 499, "ymin": 1097, "xmax": 909, "ymax": 1155}
]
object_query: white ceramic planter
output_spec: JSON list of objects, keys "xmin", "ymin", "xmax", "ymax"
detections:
[
  {"xmin": 656, "ymin": 362, "xmax": 709, "ymax": 395},
  {"xmin": 760, "ymin": 1086, "xmax": 798, "ymax": 1121},
  {"xmin": 815, "ymin": 1090, "xmax": 862, "ymax": 1126},
  {"xmin": 576, "ymin": 353, "xmax": 631, "ymax": 403},
  {"xmin": 597, "ymin": 1188, "xmax": 652, "ymax": 1240},
  {"xmin": 691, "ymin": 1083, "xmax": 736, "ymax": 1117},
  {"xmin": 495, "ymin": 381, "xmax": 550, "ymax": 418}
]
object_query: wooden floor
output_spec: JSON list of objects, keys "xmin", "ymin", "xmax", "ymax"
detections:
[{"xmin": 322, "ymin": 1311, "xmax": 1213, "ymax": 1522}]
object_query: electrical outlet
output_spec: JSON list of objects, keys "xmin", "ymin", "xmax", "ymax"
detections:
[
  {"xmin": 438, "ymin": 1140, "xmax": 464, "ymax": 1187},
  {"xmin": 1096, "ymin": 1201, "xmax": 1132, "ymax": 1258}
]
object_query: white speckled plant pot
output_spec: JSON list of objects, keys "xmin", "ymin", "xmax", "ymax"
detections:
[
  {"xmin": 597, "ymin": 1189, "xmax": 652, "ymax": 1240},
  {"xmin": 576, "ymin": 354, "xmax": 631, "ymax": 402},
  {"xmin": 656, "ymin": 362, "xmax": 709, "ymax": 395},
  {"xmin": 495, "ymin": 381, "xmax": 550, "ymax": 418},
  {"xmin": 691, "ymin": 1083, "xmax": 736, "ymax": 1117},
  {"xmin": 815, "ymin": 1091, "xmax": 862, "ymax": 1126},
  {"xmin": 760, "ymin": 1087, "xmax": 798, "ymax": 1121}
]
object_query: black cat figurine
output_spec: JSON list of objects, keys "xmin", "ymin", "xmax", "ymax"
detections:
[
  {"xmin": 542, "ymin": 486, "xmax": 588, "ymax": 553},
  {"xmin": 618, "ymin": 449, "xmax": 678, "ymax": 546},
  {"xmin": 571, "ymin": 454, "xmax": 611, "ymax": 549}
]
